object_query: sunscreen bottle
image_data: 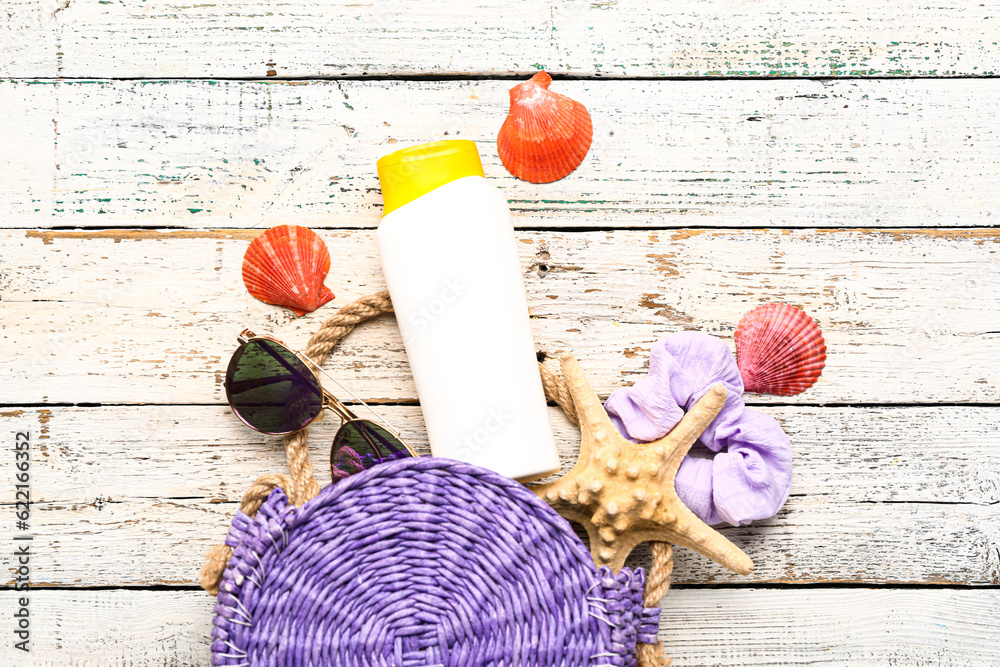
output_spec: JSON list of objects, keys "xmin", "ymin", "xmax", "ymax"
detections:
[{"xmin": 376, "ymin": 140, "xmax": 560, "ymax": 482}]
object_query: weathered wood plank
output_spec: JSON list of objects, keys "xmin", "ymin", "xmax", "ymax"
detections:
[
  {"xmin": 0, "ymin": 484, "xmax": 979, "ymax": 587},
  {"xmin": 2, "ymin": 588, "xmax": 998, "ymax": 666},
  {"xmin": 4, "ymin": 405, "xmax": 996, "ymax": 507},
  {"xmin": 2, "ymin": 79, "xmax": 998, "ymax": 228},
  {"xmin": 0, "ymin": 590, "xmax": 214, "ymax": 666},
  {"xmin": 3, "ymin": 228, "xmax": 999, "ymax": 404},
  {"xmin": 4, "ymin": 1, "xmax": 999, "ymax": 79},
  {"xmin": 2, "ymin": 405, "xmax": 998, "ymax": 586},
  {"xmin": 658, "ymin": 588, "xmax": 1000, "ymax": 666}
]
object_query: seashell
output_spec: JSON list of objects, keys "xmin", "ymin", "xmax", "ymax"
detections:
[
  {"xmin": 735, "ymin": 303, "xmax": 826, "ymax": 396},
  {"xmin": 497, "ymin": 71, "xmax": 593, "ymax": 183},
  {"xmin": 242, "ymin": 225, "xmax": 335, "ymax": 316}
]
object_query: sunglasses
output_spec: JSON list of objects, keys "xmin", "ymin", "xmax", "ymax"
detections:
[{"xmin": 224, "ymin": 330, "xmax": 417, "ymax": 480}]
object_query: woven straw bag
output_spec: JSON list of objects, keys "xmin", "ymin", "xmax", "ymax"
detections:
[
  {"xmin": 202, "ymin": 293, "xmax": 667, "ymax": 666},
  {"xmin": 211, "ymin": 457, "xmax": 659, "ymax": 666}
]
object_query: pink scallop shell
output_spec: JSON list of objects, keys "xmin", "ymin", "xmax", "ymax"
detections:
[
  {"xmin": 242, "ymin": 225, "xmax": 335, "ymax": 317},
  {"xmin": 735, "ymin": 303, "xmax": 826, "ymax": 396}
]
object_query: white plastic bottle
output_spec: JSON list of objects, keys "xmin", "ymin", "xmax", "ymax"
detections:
[{"xmin": 375, "ymin": 140, "xmax": 560, "ymax": 482}]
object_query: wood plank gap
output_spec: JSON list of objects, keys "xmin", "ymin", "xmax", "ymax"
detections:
[
  {"xmin": 0, "ymin": 584, "xmax": 204, "ymax": 592},
  {"xmin": 5, "ymin": 401, "xmax": 1000, "ymax": 409},
  {"xmin": 9, "ymin": 74, "xmax": 1000, "ymax": 82},
  {"xmin": 7, "ymin": 582, "xmax": 999, "ymax": 592},
  {"xmin": 14, "ymin": 224, "xmax": 1000, "ymax": 233},
  {"xmin": 676, "ymin": 582, "xmax": 1000, "ymax": 590}
]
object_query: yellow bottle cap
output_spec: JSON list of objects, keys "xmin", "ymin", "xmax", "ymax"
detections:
[{"xmin": 377, "ymin": 140, "xmax": 485, "ymax": 216}]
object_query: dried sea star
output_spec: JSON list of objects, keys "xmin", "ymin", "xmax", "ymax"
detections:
[{"xmin": 534, "ymin": 354, "xmax": 753, "ymax": 575}]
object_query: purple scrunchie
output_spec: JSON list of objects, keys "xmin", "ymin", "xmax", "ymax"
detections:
[{"xmin": 604, "ymin": 331, "xmax": 792, "ymax": 527}]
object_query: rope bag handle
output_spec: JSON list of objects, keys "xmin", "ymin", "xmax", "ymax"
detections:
[{"xmin": 199, "ymin": 291, "xmax": 675, "ymax": 663}]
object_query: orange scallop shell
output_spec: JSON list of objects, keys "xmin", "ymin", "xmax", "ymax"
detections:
[
  {"xmin": 242, "ymin": 225, "xmax": 335, "ymax": 317},
  {"xmin": 735, "ymin": 303, "xmax": 826, "ymax": 396},
  {"xmin": 497, "ymin": 71, "xmax": 593, "ymax": 183}
]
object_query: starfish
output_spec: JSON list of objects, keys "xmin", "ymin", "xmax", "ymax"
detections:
[{"xmin": 534, "ymin": 354, "xmax": 753, "ymax": 575}]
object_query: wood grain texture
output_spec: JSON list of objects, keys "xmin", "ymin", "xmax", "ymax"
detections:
[
  {"xmin": 3, "ymin": 228, "xmax": 998, "ymax": 405},
  {"xmin": 3, "ymin": 1, "xmax": 1000, "ymax": 79},
  {"xmin": 2, "ymin": 589, "xmax": 998, "ymax": 666},
  {"xmin": 3, "ymin": 79, "xmax": 998, "ymax": 229},
  {"xmin": 0, "ymin": 590, "xmax": 214, "ymax": 666},
  {"xmin": 7, "ymin": 405, "xmax": 999, "ymax": 507},
  {"xmin": 658, "ymin": 588, "xmax": 1000, "ymax": 666},
  {"xmin": 2, "ymin": 404, "xmax": 998, "ymax": 586}
]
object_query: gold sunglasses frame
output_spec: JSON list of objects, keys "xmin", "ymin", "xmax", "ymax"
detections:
[{"xmin": 225, "ymin": 329, "xmax": 418, "ymax": 468}]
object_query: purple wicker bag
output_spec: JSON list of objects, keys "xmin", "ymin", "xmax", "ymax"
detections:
[{"xmin": 211, "ymin": 457, "xmax": 660, "ymax": 666}]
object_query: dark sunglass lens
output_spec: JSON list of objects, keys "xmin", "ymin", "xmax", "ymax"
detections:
[
  {"xmin": 226, "ymin": 339, "xmax": 323, "ymax": 434},
  {"xmin": 331, "ymin": 421, "xmax": 413, "ymax": 480}
]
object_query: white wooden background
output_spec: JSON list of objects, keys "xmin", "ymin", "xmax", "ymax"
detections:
[{"xmin": 2, "ymin": 2, "xmax": 1000, "ymax": 665}]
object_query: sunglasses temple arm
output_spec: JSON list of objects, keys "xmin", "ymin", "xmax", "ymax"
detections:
[{"xmin": 299, "ymin": 353, "xmax": 404, "ymax": 439}]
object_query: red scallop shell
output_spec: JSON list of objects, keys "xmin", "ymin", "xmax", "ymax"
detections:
[
  {"xmin": 242, "ymin": 225, "xmax": 335, "ymax": 317},
  {"xmin": 735, "ymin": 303, "xmax": 826, "ymax": 396},
  {"xmin": 497, "ymin": 71, "xmax": 593, "ymax": 184}
]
